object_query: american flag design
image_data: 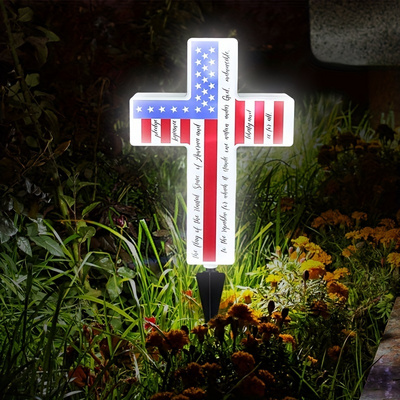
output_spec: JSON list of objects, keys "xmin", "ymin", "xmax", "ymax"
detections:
[{"xmin": 130, "ymin": 38, "xmax": 294, "ymax": 267}]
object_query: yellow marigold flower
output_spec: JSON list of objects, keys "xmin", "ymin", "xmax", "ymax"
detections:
[
  {"xmin": 300, "ymin": 259, "xmax": 324, "ymax": 271},
  {"xmin": 327, "ymin": 281, "xmax": 349, "ymax": 301},
  {"xmin": 231, "ymin": 351, "xmax": 255, "ymax": 376},
  {"xmin": 333, "ymin": 268, "xmax": 350, "ymax": 279},
  {"xmin": 307, "ymin": 356, "xmax": 318, "ymax": 365},
  {"xmin": 387, "ymin": 252, "xmax": 400, "ymax": 267},
  {"xmin": 342, "ymin": 245, "xmax": 357, "ymax": 257},
  {"xmin": 292, "ymin": 236, "xmax": 310, "ymax": 248},
  {"xmin": 327, "ymin": 345, "xmax": 341, "ymax": 360},
  {"xmin": 380, "ymin": 229, "xmax": 400, "ymax": 247},
  {"xmin": 165, "ymin": 329, "xmax": 189, "ymax": 351},
  {"xmin": 240, "ymin": 289, "xmax": 254, "ymax": 304},
  {"xmin": 279, "ymin": 334, "xmax": 296, "ymax": 346},
  {"xmin": 182, "ymin": 387, "xmax": 206, "ymax": 400},
  {"xmin": 265, "ymin": 274, "xmax": 282, "ymax": 286}
]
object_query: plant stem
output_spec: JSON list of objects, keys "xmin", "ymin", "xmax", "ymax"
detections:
[{"xmin": 0, "ymin": 0, "xmax": 44, "ymax": 140}]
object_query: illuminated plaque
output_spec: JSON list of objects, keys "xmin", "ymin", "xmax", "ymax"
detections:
[{"xmin": 130, "ymin": 38, "xmax": 294, "ymax": 268}]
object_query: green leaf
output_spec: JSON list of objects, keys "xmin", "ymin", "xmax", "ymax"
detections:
[
  {"xmin": 25, "ymin": 73, "xmax": 40, "ymax": 88},
  {"xmin": 35, "ymin": 26, "xmax": 60, "ymax": 42},
  {"xmin": 106, "ymin": 275, "xmax": 122, "ymax": 301},
  {"xmin": 78, "ymin": 226, "xmax": 96, "ymax": 243},
  {"xmin": 16, "ymin": 236, "xmax": 32, "ymax": 256},
  {"xmin": 31, "ymin": 235, "xmax": 64, "ymax": 257},
  {"xmin": 96, "ymin": 255, "xmax": 115, "ymax": 273},
  {"xmin": 0, "ymin": 212, "xmax": 18, "ymax": 244},
  {"xmin": 17, "ymin": 7, "xmax": 33, "ymax": 22},
  {"xmin": 82, "ymin": 201, "xmax": 101, "ymax": 218},
  {"xmin": 61, "ymin": 195, "xmax": 75, "ymax": 209},
  {"xmin": 118, "ymin": 266, "xmax": 135, "ymax": 279}
]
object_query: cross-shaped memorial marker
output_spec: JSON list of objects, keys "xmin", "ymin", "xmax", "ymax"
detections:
[{"xmin": 130, "ymin": 38, "xmax": 294, "ymax": 318}]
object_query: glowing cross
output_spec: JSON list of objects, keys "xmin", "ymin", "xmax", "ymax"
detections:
[{"xmin": 130, "ymin": 38, "xmax": 294, "ymax": 268}]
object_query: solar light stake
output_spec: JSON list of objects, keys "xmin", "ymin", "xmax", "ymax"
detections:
[{"xmin": 196, "ymin": 266, "xmax": 225, "ymax": 322}]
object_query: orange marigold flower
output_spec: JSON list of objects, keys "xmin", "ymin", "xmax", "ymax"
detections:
[
  {"xmin": 231, "ymin": 351, "xmax": 255, "ymax": 376},
  {"xmin": 258, "ymin": 369, "xmax": 275, "ymax": 384},
  {"xmin": 202, "ymin": 362, "xmax": 221, "ymax": 380},
  {"xmin": 333, "ymin": 267, "xmax": 350, "ymax": 279},
  {"xmin": 146, "ymin": 331, "xmax": 165, "ymax": 348},
  {"xmin": 228, "ymin": 303, "xmax": 257, "ymax": 323},
  {"xmin": 379, "ymin": 218, "xmax": 396, "ymax": 229},
  {"xmin": 341, "ymin": 329, "xmax": 356, "ymax": 338},
  {"xmin": 191, "ymin": 325, "xmax": 208, "ymax": 343},
  {"xmin": 170, "ymin": 395, "xmax": 189, "ymax": 400},
  {"xmin": 311, "ymin": 250, "xmax": 332, "ymax": 265},
  {"xmin": 327, "ymin": 345, "xmax": 341, "ymax": 360},
  {"xmin": 150, "ymin": 392, "xmax": 174, "ymax": 400},
  {"xmin": 307, "ymin": 356, "xmax": 318, "ymax": 365},
  {"xmin": 323, "ymin": 271, "xmax": 335, "ymax": 282},
  {"xmin": 352, "ymin": 211, "xmax": 368, "ymax": 221},
  {"xmin": 165, "ymin": 329, "xmax": 189, "ymax": 351},
  {"xmin": 219, "ymin": 294, "xmax": 237, "ymax": 310},
  {"xmin": 282, "ymin": 397, "xmax": 298, "ymax": 400},
  {"xmin": 342, "ymin": 245, "xmax": 357, "ymax": 257},
  {"xmin": 176, "ymin": 363, "xmax": 203, "ymax": 388},
  {"xmin": 240, "ymin": 376, "xmax": 265, "ymax": 398},
  {"xmin": 182, "ymin": 387, "xmax": 206, "ymax": 400},
  {"xmin": 308, "ymin": 266, "xmax": 326, "ymax": 279},
  {"xmin": 279, "ymin": 334, "xmax": 296, "ymax": 346},
  {"xmin": 387, "ymin": 252, "xmax": 400, "ymax": 267},
  {"xmin": 327, "ymin": 281, "xmax": 349, "ymax": 301},
  {"xmin": 310, "ymin": 300, "xmax": 329, "ymax": 319}
]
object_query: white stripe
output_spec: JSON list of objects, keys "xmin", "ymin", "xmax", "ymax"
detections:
[
  {"xmin": 131, "ymin": 118, "xmax": 142, "ymax": 145},
  {"xmin": 264, "ymin": 100, "xmax": 274, "ymax": 145},
  {"xmin": 186, "ymin": 119, "xmax": 204, "ymax": 264},
  {"xmin": 151, "ymin": 119, "xmax": 162, "ymax": 144},
  {"xmin": 171, "ymin": 119, "xmax": 181, "ymax": 143},
  {"xmin": 244, "ymin": 101, "xmax": 255, "ymax": 144}
]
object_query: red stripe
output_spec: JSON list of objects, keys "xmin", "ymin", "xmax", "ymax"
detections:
[
  {"xmin": 235, "ymin": 100, "xmax": 245, "ymax": 144},
  {"xmin": 203, "ymin": 119, "xmax": 218, "ymax": 262},
  {"xmin": 181, "ymin": 119, "xmax": 190, "ymax": 144},
  {"xmin": 142, "ymin": 119, "xmax": 151, "ymax": 143},
  {"xmin": 254, "ymin": 101, "xmax": 264, "ymax": 144},
  {"xmin": 161, "ymin": 119, "xmax": 171, "ymax": 143},
  {"xmin": 273, "ymin": 101, "xmax": 284, "ymax": 144}
]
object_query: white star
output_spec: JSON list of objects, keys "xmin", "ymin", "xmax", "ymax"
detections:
[
  {"xmin": 148, "ymin": 106, "xmax": 154, "ymax": 113},
  {"xmin": 202, "ymin": 52, "xmax": 208, "ymax": 59},
  {"xmin": 202, "ymin": 77, "xmax": 208, "ymax": 83},
  {"xmin": 136, "ymin": 106, "xmax": 142, "ymax": 112},
  {"xmin": 159, "ymin": 106, "xmax": 165, "ymax": 112},
  {"xmin": 171, "ymin": 106, "xmax": 177, "ymax": 113},
  {"xmin": 202, "ymin": 65, "xmax": 208, "ymax": 71},
  {"xmin": 195, "ymin": 59, "xmax": 201, "ymax": 65},
  {"xmin": 209, "ymin": 71, "xmax": 215, "ymax": 77},
  {"xmin": 195, "ymin": 47, "xmax": 201, "ymax": 54},
  {"xmin": 202, "ymin": 100, "xmax": 208, "ymax": 107},
  {"xmin": 209, "ymin": 94, "xmax": 215, "ymax": 101},
  {"xmin": 183, "ymin": 107, "xmax": 189, "ymax": 113},
  {"xmin": 209, "ymin": 47, "xmax": 215, "ymax": 53},
  {"xmin": 209, "ymin": 59, "xmax": 215, "ymax": 65},
  {"xmin": 195, "ymin": 107, "xmax": 201, "ymax": 113},
  {"xmin": 195, "ymin": 71, "xmax": 201, "ymax": 78},
  {"xmin": 202, "ymin": 89, "xmax": 208, "ymax": 95},
  {"xmin": 195, "ymin": 83, "xmax": 201, "ymax": 89},
  {"xmin": 195, "ymin": 95, "xmax": 201, "ymax": 101},
  {"xmin": 209, "ymin": 83, "xmax": 215, "ymax": 89},
  {"xmin": 208, "ymin": 106, "xmax": 215, "ymax": 113}
]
